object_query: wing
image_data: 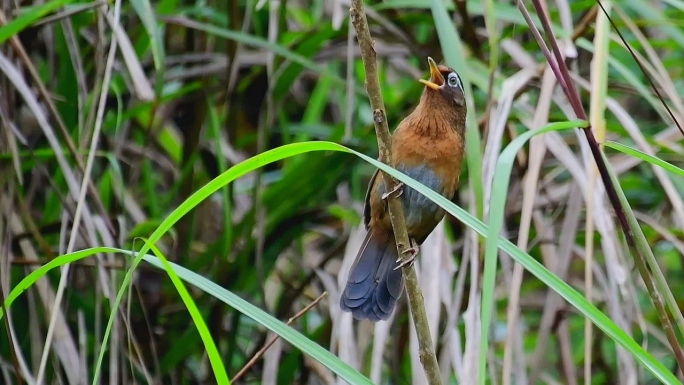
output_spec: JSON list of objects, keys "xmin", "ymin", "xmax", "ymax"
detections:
[{"xmin": 363, "ymin": 169, "xmax": 380, "ymax": 230}]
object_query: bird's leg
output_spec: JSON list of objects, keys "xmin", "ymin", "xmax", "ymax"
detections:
[
  {"xmin": 382, "ymin": 182, "xmax": 404, "ymax": 200},
  {"xmin": 395, "ymin": 238, "xmax": 419, "ymax": 270}
]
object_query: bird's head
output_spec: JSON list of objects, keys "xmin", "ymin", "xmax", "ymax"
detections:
[{"xmin": 419, "ymin": 57, "xmax": 465, "ymax": 108}]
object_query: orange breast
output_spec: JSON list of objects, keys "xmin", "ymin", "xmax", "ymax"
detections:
[{"xmin": 367, "ymin": 114, "xmax": 465, "ymax": 243}]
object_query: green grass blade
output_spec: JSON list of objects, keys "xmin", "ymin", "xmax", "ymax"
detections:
[
  {"xmin": 0, "ymin": 0, "xmax": 73, "ymax": 44},
  {"xmin": 360, "ymin": 149, "xmax": 680, "ymax": 385},
  {"xmin": 605, "ymin": 141, "xmax": 684, "ymax": 177},
  {"xmin": 91, "ymin": 141, "xmax": 372, "ymax": 385},
  {"xmin": 375, "ymin": 0, "xmax": 567, "ymax": 36},
  {"xmin": 94, "ymin": 139, "xmax": 684, "ymax": 385},
  {"xmin": 0, "ymin": 246, "xmax": 372, "ymax": 385},
  {"xmin": 5, "ymin": 140, "xmax": 678, "ymax": 384},
  {"xmin": 138, "ymin": 255, "xmax": 374, "ymax": 385},
  {"xmin": 142, "ymin": 239, "xmax": 230, "ymax": 384}
]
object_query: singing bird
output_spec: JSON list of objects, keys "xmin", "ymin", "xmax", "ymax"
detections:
[{"xmin": 340, "ymin": 57, "xmax": 467, "ymax": 322}]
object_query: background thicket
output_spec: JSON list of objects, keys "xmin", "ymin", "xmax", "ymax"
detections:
[{"xmin": 1, "ymin": 0, "xmax": 684, "ymax": 384}]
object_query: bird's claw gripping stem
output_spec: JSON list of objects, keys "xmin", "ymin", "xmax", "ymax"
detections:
[
  {"xmin": 382, "ymin": 182, "xmax": 404, "ymax": 200},
  {"xmin": 394, "ymin": 240, "xmax": 419, "ymax": 270}
]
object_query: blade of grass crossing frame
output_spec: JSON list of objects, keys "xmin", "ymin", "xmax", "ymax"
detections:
[
  {"xmin": 142, "ymin": 240, "xmax": 229, "ymax": 384},
  {"xmin": 3, "ymin": 140, "xmax": 678, "ymax": 384},
  {"xmin": 103, "ymin": 139, "xmax": 684, "ymax": 385},
  {"xmin": 605, "ymin": 141, "xmax": 684, "ymax": 177},
  {"xmin": 89, "ymin": 141, "xmax": 377, "ymax": 385},
  {"xmin": 0, "ymin": 246, "xmax": 374, "ymax": 385},
  {"xmin": 361, "ymin": 141, "xmax": 678, "ymax": 385}
]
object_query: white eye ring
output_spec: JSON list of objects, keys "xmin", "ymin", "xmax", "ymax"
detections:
[{"xmin": 447, "ymin": 73, "xmax": 461, "ymax": 89}]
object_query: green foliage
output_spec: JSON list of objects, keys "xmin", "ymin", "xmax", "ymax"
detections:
[{"xmin": 3, "ymin": 0, "xmax": 684, "ymax": 384}]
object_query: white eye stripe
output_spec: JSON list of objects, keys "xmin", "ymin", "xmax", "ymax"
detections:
[{"xmin": 447, "ymin": 72, "xmax": 463, "ymax": 90}]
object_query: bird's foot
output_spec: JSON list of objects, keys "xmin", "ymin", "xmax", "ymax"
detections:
[
  {"xmin": 394, "ymin": 243, "xmax": 419, "ymax": 270},
  {"xmin": 382, "ymin": 182, "xmax": 404, "ymax": 200}
]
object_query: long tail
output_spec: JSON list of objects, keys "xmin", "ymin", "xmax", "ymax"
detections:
[{"xmin": 339, "ymin": 229, "xmax": 404, "ymax": 321}]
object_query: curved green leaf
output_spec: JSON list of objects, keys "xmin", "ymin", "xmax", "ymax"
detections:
[
  {"xmin": 605, "ymin": 141, "xmax": 684, "ymax": 177},
  {"xmin": 4, "ymin": 140, "xmax": 678, "ymax": 384},
  {"xmin": 0, "ymin": 0, "xmax": 72, "ymax": 44},
  {"xmin": 0, "ymin": 245, "xmax": 373, "ymax": 385}
]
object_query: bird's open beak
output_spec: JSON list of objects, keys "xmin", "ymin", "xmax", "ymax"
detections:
[{"xmin": 419, "ymin": 57, "xmax": 444, "ymax": 90}]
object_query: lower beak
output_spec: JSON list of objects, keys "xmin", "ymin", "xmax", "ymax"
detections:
[{"xmin": 419, "ymin": 57, "xmax": 444, "ymax": 90}]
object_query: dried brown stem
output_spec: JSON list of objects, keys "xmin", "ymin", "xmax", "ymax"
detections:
[
  {"xmin": 349, "ymin": 1, "xmax": 443, "ymax": 384},
  {"xmin": 232, "ymin": 292, "xmax": 328, "ymax": 383}
]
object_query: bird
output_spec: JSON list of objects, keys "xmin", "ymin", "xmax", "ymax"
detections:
[{"xmin": 339, "ymin": 57, "xmax": 467, "ymax": 322}]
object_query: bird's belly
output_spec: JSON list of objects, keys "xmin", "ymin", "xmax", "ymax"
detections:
[{"xmin": 377, "ymin": 164, "xmax": 450, "ymax": 241}]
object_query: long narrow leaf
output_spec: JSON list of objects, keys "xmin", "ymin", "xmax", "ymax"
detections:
[
  {"xmin": 142, "ymin": 240, "xmax": 230, "ymax": 384},
  {"xmin": 0, "ymin": 246, "xmax": 374, "ymax": 385},
  {"xmin": 605, "ymin": 141, "xmax": 684, "ymax": 177},
  {"xmin": 0, "ymin": 0, "xmax": 73, "ymax": 44},
  {"xmin": 4, "ymin": 140, "xmax": 678, "ymax": 384}
]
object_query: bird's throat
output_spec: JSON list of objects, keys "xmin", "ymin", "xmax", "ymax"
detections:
[{"xmin": 412, "ymin": 91, "xmax": 466, "ymax": 137}]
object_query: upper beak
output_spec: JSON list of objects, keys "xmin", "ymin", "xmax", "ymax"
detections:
[{"xmin": 419, "ymin": 57, "xmax": 444, "ymax": 90}]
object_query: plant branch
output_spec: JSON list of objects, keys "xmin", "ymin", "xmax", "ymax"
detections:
[{"xmin": 349, "ymin": 1, "xmax": 443, "ymax": 384}]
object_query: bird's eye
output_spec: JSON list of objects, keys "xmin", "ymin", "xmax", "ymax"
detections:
[{"xmin": 447, "ymin": 73, "xmax": 461, "ymax": 89}]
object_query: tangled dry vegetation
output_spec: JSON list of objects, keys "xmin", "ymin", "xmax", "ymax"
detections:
[{"xmin": 2, "ymin": 0, "xmax": 684, "ymax": 384}]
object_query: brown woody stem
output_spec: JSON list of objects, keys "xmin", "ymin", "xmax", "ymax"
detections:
[{"xmin": 349, "ymin": 1, "xmax": 443, "ymax": 384}]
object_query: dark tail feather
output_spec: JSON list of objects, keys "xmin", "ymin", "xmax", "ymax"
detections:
[{"xmin": 339, "ymin": 230, "xmax": 404, "ymax": 321}]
